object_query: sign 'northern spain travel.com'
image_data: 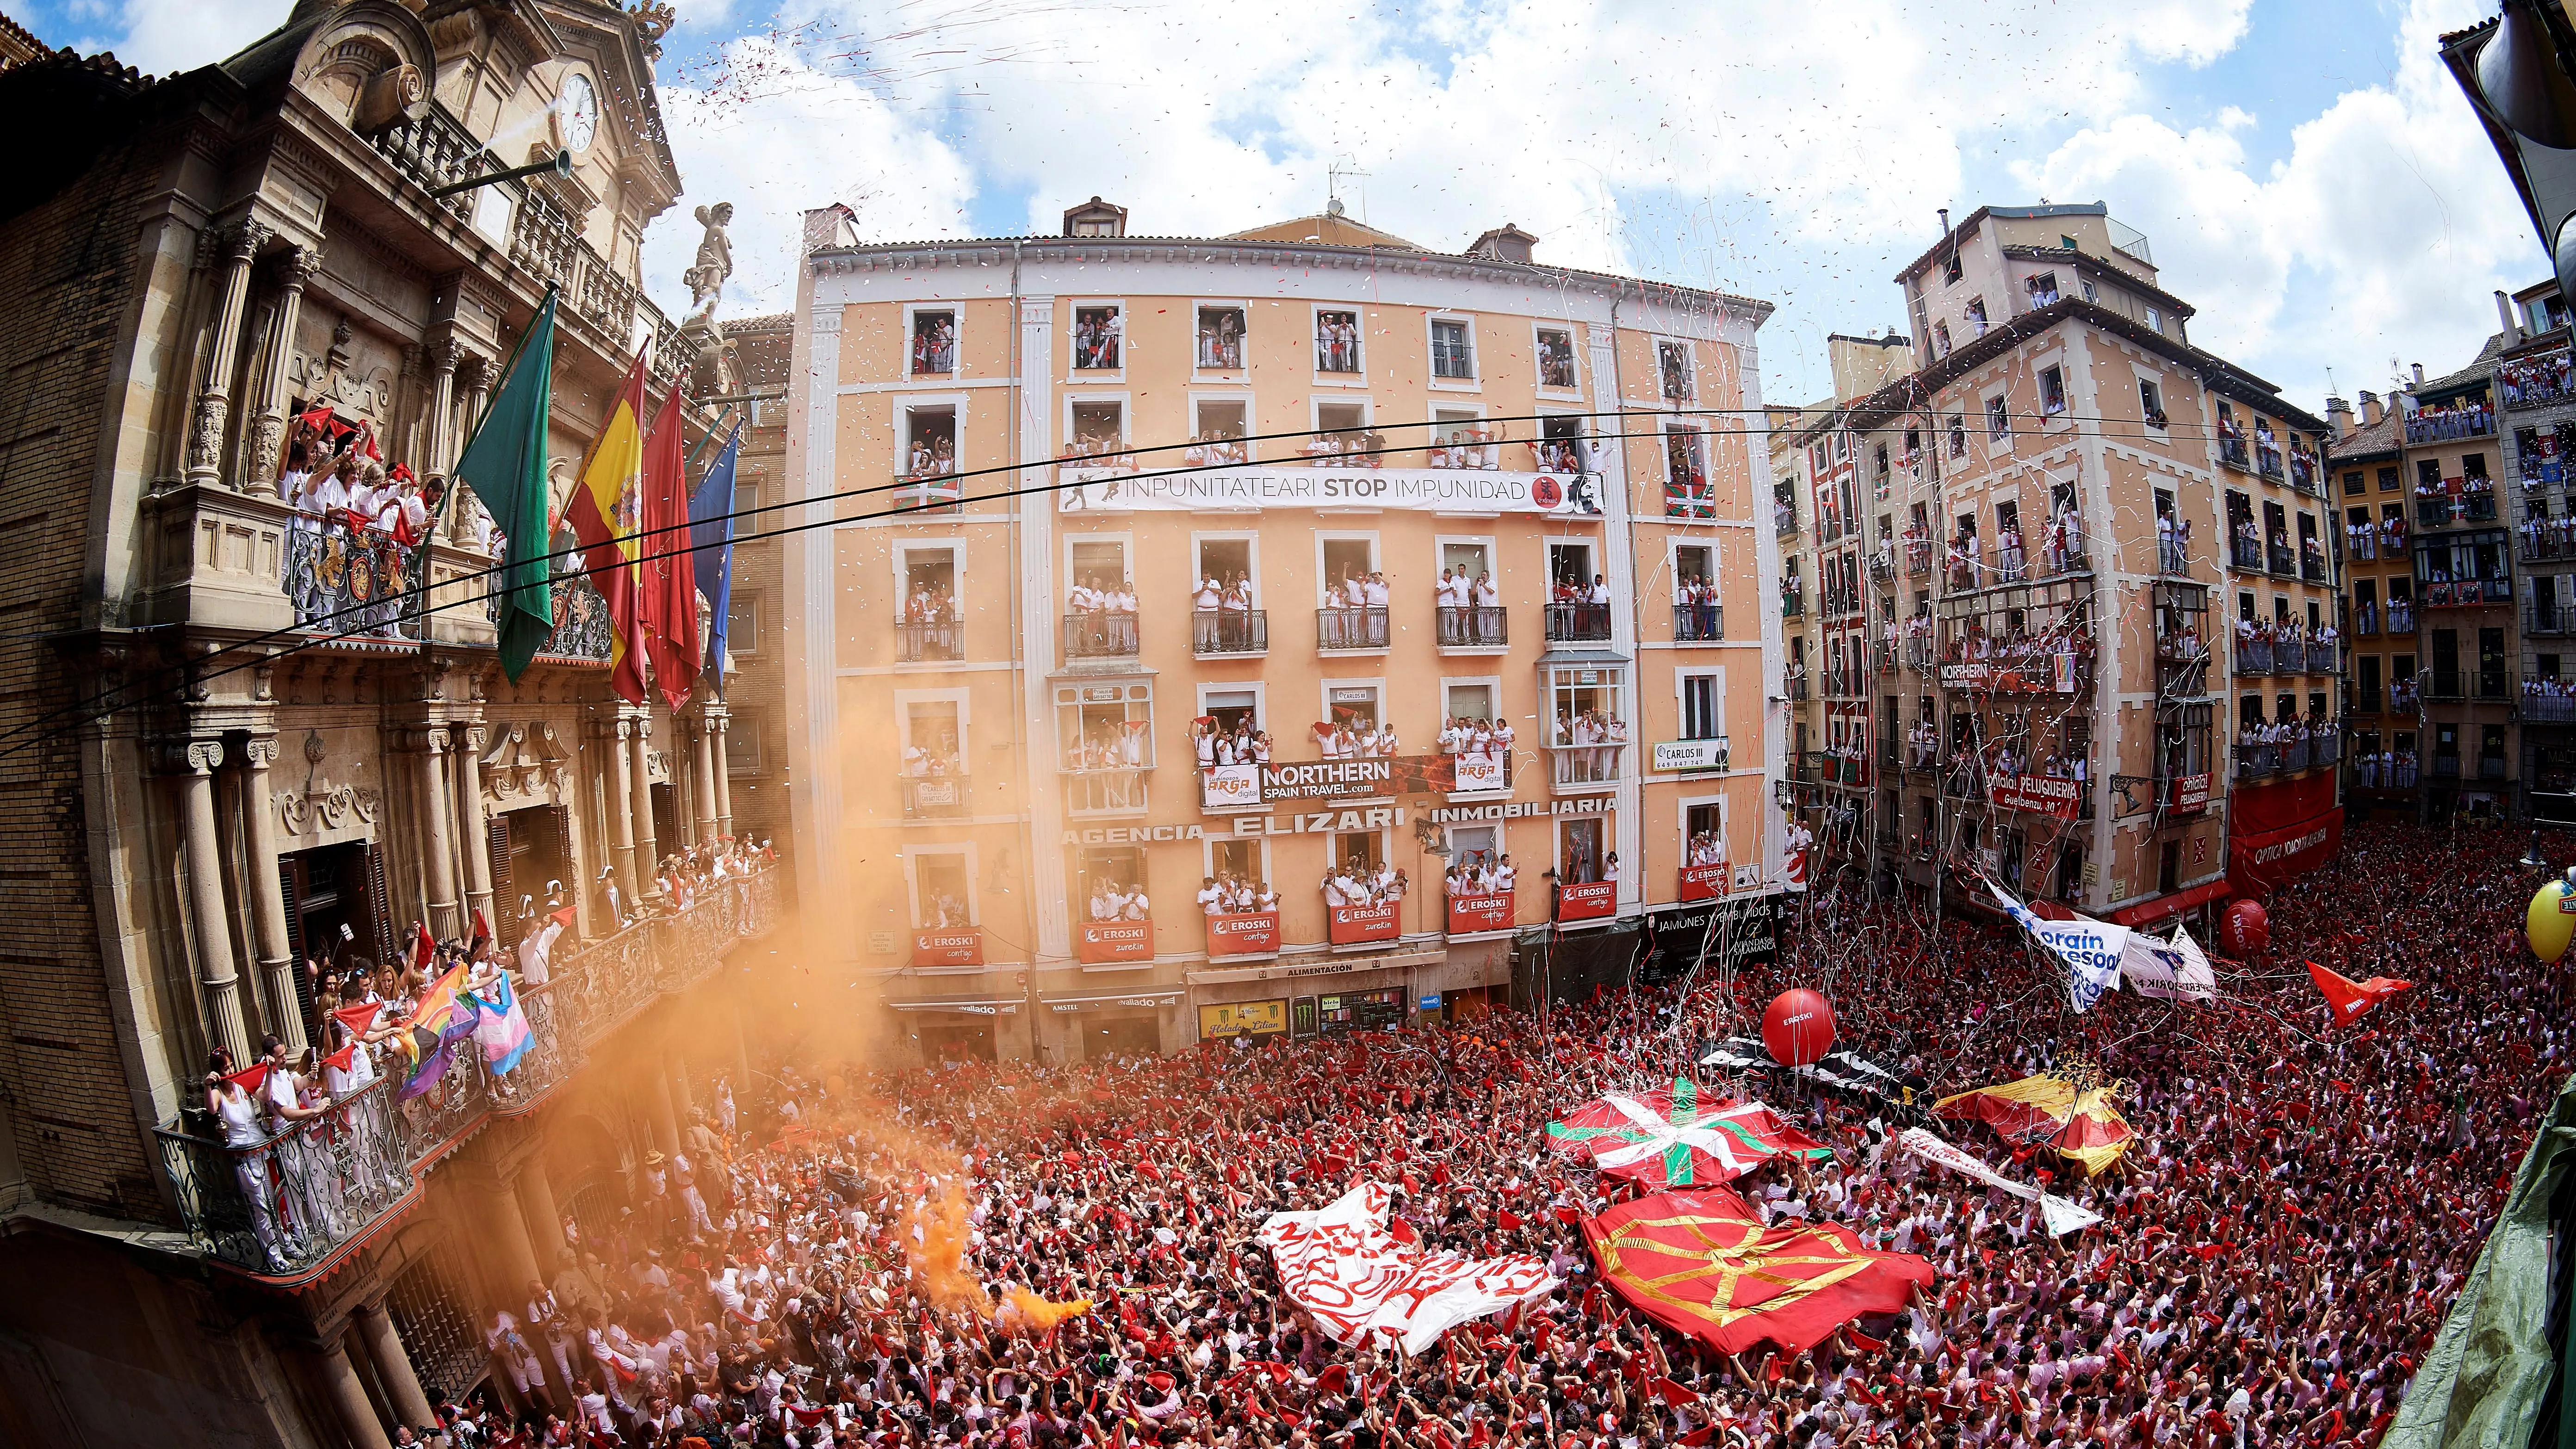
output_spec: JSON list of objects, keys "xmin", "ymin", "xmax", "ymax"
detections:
[{"xmin": 1058, "ymin": 466, "xmax": 1606, "ymax": 516}]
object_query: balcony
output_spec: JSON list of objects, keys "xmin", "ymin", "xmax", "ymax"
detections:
[
  {"xmin": 2389, "ymin": 603, "xmax": 2417, "ymax": 634},
  {"xmin": 892, "ymin": 476, "xmax": 964, "ymax": 514},
  {"xmin": 2480, "ymin": 754, "xmax": 2509, "ymax": 780},
  {"xmin": 1193, "ymin": 611, "xmax": 1269, "ymax": 657},
  {"xmin": 2526, "ymin": 692, "xmax": 2576, "ymax": 723},
  {"xmin": 1545, "ymin": 603, "xmax": 1613, "ymax": 644},
  {"xmin": 1063, "ymin": 613, "xmax": 1139, "ymax": 660},
  {"xmin": 2477, "ymin": 671, "xmax": 2517, "ymax": 702},
  {"xmin": 2391, "ymin": 680, "xmax": 2422, "ymax": 711},
  {"xmin": 2300, "ymin": 549, "xmax": 2328, "ymax": 583},
  {"xmin": 1065, "ymin": 766, "xmax": 1150, "ymax": 815},
  {"xmin": 2234, "ymin": 637, "xmax": 2273, "ymax": 675},
  {"xmin": 2159, "ymin": 538, "xmax": 2191, "ymax": 576},
  {"xmin": 1775, "ymin": 502, "xmax": 1800, "ymax": 537},
  {"xmin": 1672, "ymin": 604, "xmax": 1724, "ymax": 643},
  {"xmin": 2405, "ymin": 408, "xmax": 2495, "ymax": 444},
  {"xmin": 1784, "ymin": 673, "xmax": 1809, "ymax": 702},
  {"xmin": 156, "ymin": 868, "xmax": 782, "ymax": 1281},
  {"xmin": 2422, "ymin": 672, "xmax": 2465, "ymax": 701},
  {"xmin": 901, "ymin": 774, "xmax": 970, "ymax": 819},
  {"xmin": 2235, "ymin": 743, "xmax": 2278, "ymax": 780},
  {"xmin": 1903, "ymin": 539, "xmax": 1931, "ymax": 576},
  {"xmin": 2230, "ymin": 537, "xmax": 2263, "ymax": 571},
  {"xmin": 1780, "ymin": 587, "xmax": 1805, "ymax": 619},
  {"xmin": 2220, "ymin": 435, "xmax": 2252, "ymax": 471},
  {"xmin": 1317, "ymin": 607, "xmax": 1391, "ymax": 652},
  {"xmin": 284, "ymin": 523, "xmax": 425, "ymax": 643},
  {"xmin": 1869, "ymin": 554, "xmax": 1894, "ymax": 587},
  {"xmin": 2431, "ymin": 754, "xmax": 2463, "ymax": 780},
  {"xmin": 2521, "ymin": 532, "xmax": 2576, "ymax": 563},
  {"xmin": 1445, "ymin": 891, "xmax": 1516, "ymax": 938},
  {"xmin": 2349, "ymin": 532, "xmax": 2378, "ymax": 562},
  {"xmin": 1205, "ymin": 910, "xmax": 1281, "ymax": 960},
  {"xmin": 1546, "ymin": 743, "xmax": 1626, "ymax": 789},
  {"xmin": 2267, "ymin": 544, "xmax": 2296, "ymax": 576},
  {"xmin": 1437, "ymin": 606, "xmax": 1509, "ymax": 650},
  {"xmin": 897, "ymin": 619, "xmax": 963, "ymax": 663},
  {"xmin": 2424, "ymin": 578, "xmax": 2514, "ymax": 608}
]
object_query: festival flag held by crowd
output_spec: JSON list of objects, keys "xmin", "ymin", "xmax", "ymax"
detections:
[
  {"xmin": 2306, "ymin": 959, "xmax": 2413, "ymax": 1027},
  {"xmin": 1581, "ymin": 1187, "xmax": 1936, "ymax": 1354},
  {"xmin": 1547, "ymin": 1077, "xmax": 1832, "ymax": 1187},
  {"xmin": 1256, "ymin": 1182, "xmax": 1559, "ymax": 1353},
  {"xmin": 1932, "ymin": 1071, "xmax": 2136, "ymax": 1175}
]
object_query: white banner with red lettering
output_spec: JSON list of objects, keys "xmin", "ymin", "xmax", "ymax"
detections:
[{"xmin": 1257, "ymin": 1182, "xmax": 1559, "ymax": 1353}]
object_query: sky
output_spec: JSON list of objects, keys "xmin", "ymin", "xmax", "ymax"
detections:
[{"xmin": 28, "ymin": 0, "xmax": 2543, "ymax": 412}]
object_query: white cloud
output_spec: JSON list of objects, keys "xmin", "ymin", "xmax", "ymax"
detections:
[
  {"xmin": 105, "ymin": 0, "xmax": 277, "ymax": 74},
  {"xmin": 2010, "ymin": 0, "xmax": 2535, "ymax": 400}
]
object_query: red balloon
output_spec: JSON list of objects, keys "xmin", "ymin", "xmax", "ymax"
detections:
[
  {"xmin": 2220, "ymin": 899, "xmax": 2270, "ymax": 957},
  {"xmin": 1762, "ymin": 988, "xmax": 1837, "ymax": 1067}
]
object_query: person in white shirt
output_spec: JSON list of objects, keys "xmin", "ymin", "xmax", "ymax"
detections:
[
  {"xmin": 1492, "ymin": 855, "xmax": 1517, "ymax": 893},
  {"xmin": 1193, "ymin": 576, "xmax": 1222, "ymax": 653},
  {"xmin": 1585, "ymin": 574, "xmax": 1610, "ymax": 606},
  {"xmin": 1090, "ymin": 885, "xmax": 1117, "ymax": 921},
  {"xmin": 1196, "ymin": 877, "xmax": 1223, "ymax": 916},
  {"xmin": 1120, "ymin": 887, "xmax": 1149, "ymax": 921}
]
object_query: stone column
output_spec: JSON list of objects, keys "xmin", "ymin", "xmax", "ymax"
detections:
[
  {"xmin": 177, "ymin": 740, "xmax": 252, "ymax": 1065},
  {"xmin": 242, "ymin": 244, "xmax": 318, "ymax": 498},
  {"xmin": 456, "ymin": 354, "xmax": 493, "ymax": 459},
  {"xmin": 454, "ymin": 724, "xmax": 494, "ymax": 934},
  {"xmin": 691, "ymin": 711, "xmax": 720, "ymax": 847},
  {"xmin": 351, "ymin": 1300, "xmax": 437, "ymax": 1433},
  {"xmin": 516, "ymin": 1154, "xmax": 568, "ymax": 1276},
  {"xmin": 474, "ymin": 1172, "xmax": 545, "ymax": 1304},
  {"xmin": 710, "ymin": 710, "xmax": 735, "ymax": 842},
  {"xmin": 423, "ymin": 336, "xmax": 461, "ymax": 479},
  {"xmin": 669, "ymin": 1050, "xmax": 694, "ymax": 1119},
  {"xmin": 604, "ymin": 716, "xmax": 639, "ymax": 915},
  {"xmin": 415, "ymin": 729, "xmax": 460, "ymax": 938},
  {"xmin": 317, "ymin": 1335, "xmax": 394, "ymax": 1449},
  {"xmin": 648, "ymin": 1055, "xmax": 682, "ymax": 1156},
  {"xmin": 628, "ymin": 709, "xmax": 660, "ymax": 899},
  {"xmin": 185, "ymin": 218, "xmax": 271, "ymax": 489},
  {"xmin": 240, "ymin": 734, "xmax": 304, "ymax": 1052}
]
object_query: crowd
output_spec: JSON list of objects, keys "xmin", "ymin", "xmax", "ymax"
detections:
[
  {"xmin": 2351, "ymin": 748, "xmax": 2421, "ymax": 790},
  {"xmin": 1317, "ymin": 717, "xmax": 1405, "ymax": 760},
  {"xmin": 904, "ymin": 435, "xmax": 961, "ymax": 483},
  {"xmin": 1073, "ymin": 310, "xmax": 1124, "ymax": 371},
  {"xmin": 911, "ymin": 317, "xmax": 957, "ymax": 377},
  {"xmin": 1195, "ymin": 873, "xmax": 1281, "ymax": 916},
  {"xmin": 1301, "ymin": 430, "xmax": 1389, "ymax": 467},
  {"xmin": 382, "ymin": 819, "xmax": 2571, "ymax": 1449},
  {"xmin": 1192, "ymin": 718, "xmax": 1275, "ymax": 769},
  {"xmin": 2514, "ymin": 508, "xmax": 2576, "ymax": 557},
  {"xmin": 1066, "ymin": 578, "xmax": 1141, "ymax": 654},
  {"xmin": 1085, "ymin": 877, "xmax": 1153, "ymax": 922},
  {"xmin": 1316, "ymin": 313, "xmax": 1362, "ymax": 374},
  {"xmin": 2496, "ymin": 348, "xmax": 2573, "ymax": 408},
  {"xmin": 1321, "ymin": 855, "xmax": 1408, "ymax": 907},
  {"xmin": 2403, "ymin": 397, "xmax": 2495, "ymax": 443},
  {"xmin": 2519, "ymin": 675, "xmax": 2576, "ymax": 722}
]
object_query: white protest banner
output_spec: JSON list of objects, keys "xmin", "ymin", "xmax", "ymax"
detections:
[
  {"xmin": 2123, "ymin": 926, "xmax": 2220, "ymax": 1002},
  {"xmin": 1987, "ymin": 880, "xmax": 2126, "ymax": 1012},
  {"xmin": 1058, "ymin": 464, "xmax": 1604, "ymax": 517},
  {"xmin": 1257, "ymin": 1182, "xmax": 1559, "ymax": 1353},
  {"xmin": 1896, "ymin": 1128, "xmax": 2101, "ymax": 1237}
]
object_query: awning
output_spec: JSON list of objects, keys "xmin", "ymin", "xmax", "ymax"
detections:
[
  {"xmin": 2108, "ymin": 878, "xmax": 2231, "ymax": 927},
  {"xmin": 886, "ymin": 994, "xmax": 1022, "ymax": 1015},
  {"xmin": 1535, "ymin": 648, "xmax": 1632, "ymax": 666},
  {"xmin": 1038, "ymin": 989, "xmax": 1184, "ymax": 1012}
]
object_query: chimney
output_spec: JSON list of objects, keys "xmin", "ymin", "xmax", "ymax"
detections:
[
  {"xmin": 1060, "ymin": 196, "xmax": 1128, "ymax": 238},
  {"xmin": 2411, "ymin": 362, "xmax": 2425, "ymax": 389},
  {"xmin": 1465, "ymin": 224, "xmax": 1537, "ymax": 264},
  {"xmin": 2498, "ymin": 289, "xmax": 2523, "ymax": 344},
  {"xmin": 2360, "ymin": 390, "xmax": 2382, "ymax": 426},
  {"xmin": 2325, "ymin": 395, "xmax": 2352, "ymax": 442}
]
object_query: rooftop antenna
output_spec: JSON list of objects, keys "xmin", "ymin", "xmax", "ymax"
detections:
[{"xmin": 1327, "ymin": 158, "xmax": 1369, "ymax": 220}]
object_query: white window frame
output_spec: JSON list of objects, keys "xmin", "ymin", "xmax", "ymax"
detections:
[
  {"xmin": 1546, "ymin": 539, "xmax": 1597, "ymax": 593},
  {"xmin": 1061, "ymin": 532, "xmax": 1135, "ymax": 596},
  {"xmin": 1204, "ymin": 834, "xmax": 1273, "ymax": 886},
  {"xmin": 1188, "ymin": 390, "xmax": 1257, "ymax": 448},
  {"xmin": 894, "ymin": 686, "xmax": 973, "ymax": 760},
  {"xmin": 894, "ymin": 392, "xmax": 970, "ymax": 477},
  {"xmin": 1061, "ymin": 391, "xmax": 1132, "ymax": 470},
  {"xmin": 1430, "ymin": 402, "xmax": 1495, "ymax": 469},
  {"xmin": 1668, "ymin": 539, "xmax": 1719, "ymax": 603},
  {"xmin": 1982, "ymin": 390, "xmax": 2010, "ymax": 444},
  {"xmin": 1531, "ymin": 321, "xmax": 1582, "ymax": 397},
  {"xmin": 1189, "ymin": 529, "xmax": 1262, "ymax": 603},
  {"xmin": 892, "ymin": 539, "xmax": 965, "ymax": 612},
  {"xmin": 1662, "ymin": 420, "xmax": 1710, "ymax": 508},
  {"xmin": 1548, "ymin": 812, "xmax": 1610, "ymax": 886},
  {"xmin": 1440, "ymin": 674, "xmax": 1506, "ymax": 726},
  {"xmin": 1427, "ymin": 312, "xmax": 1480, "ymax": 390},
  {"xmin": 1679, "ymin": 792, "xmax": 1729, "ymax": 863},
  {"xmin": 1673, "ymin": 665, "xmax": 1726, "ymax": 743},
  {"xmin": 1197, "ymin": 681, "xmax": 1268, "ymax": 735},
  {"xmin": 2035, "ymin": 356, "xmax": 2070, "ymax": 426},
  {"xmin": 1311, "ymin": 394, "xmax": 1373, "ymax": 454},
  {"xmin": 1312, "ymin": 303, "xmax": 1367, "ymax": 387},
  {"xmin": 1066, "ymin": 299, "xmax": 1126, "ymax": 381},
  {"xmin": 724, "ymin": 589, "xmax": 763, "ymax": 659},
  {"xmin": 1319, "ymin": 676, "xmax": 1390, "ymax": 742},
  {"xmin": 1313, "ymin": 532, "xmax": 1383, "ymax": 606},
  {"xmin": 903, "ymin": 302, "xmax": 961, "ymax": 380},
  {"xmin": 1435, "ymin": 534, "xmax": 1499, "ymax": 589},
  {"xmin": 902, "ymin": 843, "xmax": 981, "ymax": 928},
  {"xmin": 1192, "ymin": 298, "xmax": 1252, "ymax": 376},
  {"xmin": 1654, "ymin": 337, "xmax": 1698, "ymax": 404}
]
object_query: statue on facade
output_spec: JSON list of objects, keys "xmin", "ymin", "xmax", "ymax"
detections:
[{"xmin": 682, "ymin": 202, "xmax": 733, "ymax": 324}]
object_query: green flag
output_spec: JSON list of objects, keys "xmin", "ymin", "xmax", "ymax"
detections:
[{"xmin": 454, "ymin": 291, "xmax": 558, "ymax": 681}]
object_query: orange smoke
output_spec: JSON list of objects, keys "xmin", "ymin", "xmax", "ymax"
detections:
[
  {"xmin": 1003, "ymin": 1286, "xmax": 1094, "ymax": 1332},
  {"xmin": 903, "ymin": 1185, "xmax": 990, "ymax": 1319}
]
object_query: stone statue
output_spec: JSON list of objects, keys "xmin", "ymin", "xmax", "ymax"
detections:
[{"xmin": 682, "ymin": 202, "xmax": 733, "ymax": 323}]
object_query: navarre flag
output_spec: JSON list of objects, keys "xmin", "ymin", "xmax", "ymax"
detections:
[
  {"xmin": 1582, "ymin": 1187, "xmax": 1935, "ymax": 1355},
  {"xmin": 470, "ymin": 972, "xmax": 534, "ymax": 1075},
  {"xmin": 518, "ymin": 904, "xmax": 578, "ymax": 987},
  {"xmin": 452, "ymin": 291, "xmax": 559, "ymax": 681},
  {"xmin": 1257, "ymin": 1182, "xmax": 1558, "ymax": 1354},
  {"xmin": 566, "ymin": 348, "xmax": 650, "ymax": 704},
  {"xmin": 2306, "ymin": 960, "xmax": 2412, "ymax": 1028},
  {"xmin": 639, "ymin": 379, "xmax": 701, "ymax": 709},
  {"xmin": 1933, "ymin": 1074, "xmax": 2135, "ymax": 1177},
  {"xmin": 1547, "ymin": 1078, "xmax": 1831, "ymax": 1188},
  {"xmin": 688, "ymin": 424, "xmax": 742, "ymax": 694}
]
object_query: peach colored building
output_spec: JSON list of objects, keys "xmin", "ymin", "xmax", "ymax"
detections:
[{"xmin": 783, "ymin": 202, "xmax": 1787, "ymax": 1062}]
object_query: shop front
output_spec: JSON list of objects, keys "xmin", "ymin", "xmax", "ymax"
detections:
[
  {"xmin": 886, "ymin": 993, "xmax": 1024, "ymax": 1062},
  {"xmin": 1044, "ymin": 988, "xmax": 1184, "ymax": 1060}
]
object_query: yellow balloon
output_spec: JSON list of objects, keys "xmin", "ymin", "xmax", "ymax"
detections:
[{"xmin": 2528, "ymin": 879, "xmax": 2576, "ymax": 964}]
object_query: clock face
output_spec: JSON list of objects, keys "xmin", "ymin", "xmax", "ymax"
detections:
[{"xmin": 560, "ymin": 73, "xmax": 598, "ymax": 155}]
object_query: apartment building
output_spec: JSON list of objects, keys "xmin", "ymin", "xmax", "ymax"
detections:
[
  {"xmin": 783, "ymin": 202, "xmax": 1789, "ymax": 1062},
  {"xmin": 0, "ymin": 10, "xmax": 787, "ymax": 1443},
  {"xmin": 1783, "ymin": 202, "xmax": 2341, "ymax": 922},
  {"xmin": 2501, "ymin": 283, "xmax": 2576, "ymax": 822}
]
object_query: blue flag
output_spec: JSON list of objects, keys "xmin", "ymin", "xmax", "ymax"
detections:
[{"xmin": 688, "ymin": 425, "xmax": 742, "ymax": 694}]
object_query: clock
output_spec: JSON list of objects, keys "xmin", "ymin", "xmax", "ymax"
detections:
[{"xmin": 558, "ymin": 72, "xmax": 598, "ymax": 155}]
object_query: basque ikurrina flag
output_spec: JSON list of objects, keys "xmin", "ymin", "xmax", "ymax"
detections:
[{"xmin": 1548, "ymin": 1078, "xmax": 1833, "ymax": 1188}]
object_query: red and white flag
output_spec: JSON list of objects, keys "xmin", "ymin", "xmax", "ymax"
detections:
[
  {"xmin": 2306, "ymin": 960, "xmax": 2410, "ymax": 1027},
  {"xmin": 1257, "ymin": 1182, "xmax": 1558, "ymax": 1354},
  {"xmin": 517, "ymin": 904, "xmax": 578, "ymax": 987}
]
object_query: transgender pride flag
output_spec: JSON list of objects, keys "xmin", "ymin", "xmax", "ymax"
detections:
[{"xmin": 471, "ymin": 973, "xmax": 534, "ymax": 1076}]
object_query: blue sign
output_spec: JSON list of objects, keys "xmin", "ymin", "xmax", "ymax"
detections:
[{"xmin": 1418, "ymin": 993, "xmax": 1442, "ymax": 1010}]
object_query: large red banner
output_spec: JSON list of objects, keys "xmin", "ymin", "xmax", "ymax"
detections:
[
  {"xmin": 1678, "ymin": 863, "xmax": 1730, "ymax": 902},
  {"xmin": 912, "ymin": 929, "xmax": 984, "ymax": 967},
  {"xmin": 1987, "ymin": 774, "xmax": 2081, "ymax": 819},
  {"xmin": 1205, "ymin": 911, "xmax": 1280, "ymax": 958},
  {"xmin": 1329, "ymin": 902, "xmax": 1402, "ymax": 945},
  {"xmin": 1446, "ymin": 892, "xmax": 1513, "ymax": 935},
  {"xmin": 2162, "ymin": 772, "xmax": 2212, "ymax": 815},
  {"xmin": 1077, "ymin": 920, "xmax": 1154, "ymax": 965},
  {"xmin": 1558, "ymin": 880, "xmax": 1617, "ymax": 922}
]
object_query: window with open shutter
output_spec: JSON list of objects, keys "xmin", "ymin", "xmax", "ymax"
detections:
[
  {"xmin": 278, "ymin": 859, "xmax": 314, "ymax": 1023},
  {"xmin": 362, "ymin": 840, "xmax": 397, "ymax": 967},
  {"xmin": 487, "ymin": 815, "xmax": 519, "ymax": 949}
]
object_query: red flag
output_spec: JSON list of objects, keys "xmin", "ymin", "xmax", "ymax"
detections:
[
  {"xmin": 638, "ymin": 379, "xmax": 701, "ymax": 709},
  {"xmin": 223, "ymin": 1059, "xmax": 273, "ymax": 1096},
  {"xmin": 408, "ymin": 922, "xmax": 433, "ymax": 975},
  {"xmin": 322, "ymin": 1003, "xmax": 381, "ymax": 1071},
  {"xmin": 2305, "ymin": 960, "xmax": 2411, "ymax": 1028},
  {"xmin": 1499, "ymin": 1208, "xmax": 1524, "ymax": 1231},
  {"xmin": 1649, "ymin": 1377, "xmax": 1699, "ymax": 1408},
  {"xmin": 1582, "ymin": 1188, "xmax": 1935, "ymax": 1355}
]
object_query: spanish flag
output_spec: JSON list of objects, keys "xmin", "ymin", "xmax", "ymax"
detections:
[{"xmin": 566, "ymin": 348, "xmax": 650, "ymax": 705}]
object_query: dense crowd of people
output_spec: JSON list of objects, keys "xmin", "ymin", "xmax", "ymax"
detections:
[{"xmin": 393, "ymin": 821, "xmax": 2567, "ymax": 1449}]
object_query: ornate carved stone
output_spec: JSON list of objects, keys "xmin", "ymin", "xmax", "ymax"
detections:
[
  {"xmin": 279, "ymin": 783, "xmax": 384, "ymax": 836},
  {"xmin": 186, "ymin": 395, "xmax": 229, "ymax": 473}
]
